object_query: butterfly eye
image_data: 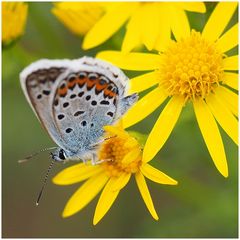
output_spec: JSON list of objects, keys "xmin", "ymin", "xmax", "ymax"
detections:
[{"xmin": 58, "ymin": 149, "xmax": 66, "ymax": 160}]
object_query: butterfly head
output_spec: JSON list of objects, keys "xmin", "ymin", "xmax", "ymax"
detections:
[{"xmin": 50, "ymin": 148, "xmax": 67, "ymax": 162}]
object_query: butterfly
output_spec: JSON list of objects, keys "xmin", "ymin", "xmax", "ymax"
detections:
[
  {"xmin": 20, "ymin": 57, "xmax": 138, "ymax": 204},
  {"xmin": 20, "ymin": 56, "xmax": 138, "ymax": 164}
]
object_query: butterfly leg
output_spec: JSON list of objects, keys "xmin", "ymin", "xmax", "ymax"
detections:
[
  {"xmin": 89, "ymin": 135, "xmax": 117, "ymax": 149},
  {"xmin": 91, "ymin": 153, "xmax": 112, "ymax": 165},
  {"xmin": 118, "ymin": 93, "xmax": 138, "ymax": 116}
]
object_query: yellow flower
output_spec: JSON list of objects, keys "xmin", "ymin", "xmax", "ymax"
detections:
[
  {"xmin": 52, "ymin": 2, "xmax": 105, "ymax": 36},
  {"xmin": 53, "ymin": 125, "xmax": 177, "ymax": 225},
  {"xmin": 97, "ymin": 2, "xmax": 238, "ymax": 178},
  {"xmin": 52, "ymin": 2, "xmax": 206, "ymax": 50},
  {"xmin": 2, "ymin": 2, "xmax": 28, "ymax": 45}
]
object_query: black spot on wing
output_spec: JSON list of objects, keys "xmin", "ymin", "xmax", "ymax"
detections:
[
  {"xmin": 65, "ymin": 128, "xmax": 73, "ymax": 133},
  {"xmin": 88, "ymin": 73, "xmax": 98, "ymax": 80},
  {"xmin": 58, "ymin": 114, "xmax": 65, "ymax": 120},
  {"xmin": 78, "ymin": 92, "xmax": 84, "ymax": 98},
  {"xmin": 91, "ymin": 100, "xmax": 97, "ymax": 106},
  {"xmin": 81, "ymin": 120, "xmax": 87, "ymax": 127},
  {"xmin": 70, "ymin": 94, "xmax": 76, "ymax": 99},
  {"xmin": 78, "ymin": 72, "xmax": 87, "ymax": 79},
  {"xmin": 74, "ymin": 111, "xmax": 85, "ymax": 117},
  {"xmin": 60, "ymin": 83, "xmax": 65, "ymax": 89},
  {"xmin": 68, "ymin": 74, "xmax": 77, "ymax": 82},
  {"xmin": 63, "ymin": 102, "xmax": 69, "ymax": 108},
  {"xmin": 100, "ymin": 100, "xmax": 109, "ymax": 105},
  {"xmin": 107, "ymin": 112, "xmax": 114, "ymax": 117},
  {"xmin": 42, "ymin": 90, "xmax": 50, "ymax": 95},
  {"xmin": 37, "ymin": 94, "xmax": 42, "ymax": 99},
  {"xmin": 54, "ymin": 99, "xmax": 59, "ymax": 106},
  {"xmin": 85, "ymin": 95, "xmax": 91, "ymax": 101}
]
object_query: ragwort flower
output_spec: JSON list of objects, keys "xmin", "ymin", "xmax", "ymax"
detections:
[
  {"xmin": 52, "ymin": 2, "xmax": 206, "ymax": 51},
  {"xmin": 53, "ymin": 125, "xmax": 177, "ymax": 225},
  {"xmin": 97, "ymin": 2, "xmax": 238, "ymax": 177},
  {"xmin": 2, "ymin": 2, "xmax": 28, "ymax": 46}
]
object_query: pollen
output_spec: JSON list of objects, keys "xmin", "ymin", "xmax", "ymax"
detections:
[
  {"xmin": 158, "ymin": 30, "xmax": 224, "ymax": 101},
  {"xmin": 99, "ymin": 130, "xmax": 142, "ymax": 177}
]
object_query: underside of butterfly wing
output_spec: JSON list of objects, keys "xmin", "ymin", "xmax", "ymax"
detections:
[
  {"xmin": 52, "ymin": 71, "xmax": 119, "ymax": 153},
  {"xmin": 20, "ymin": 60, "xmax": 70, "ymax": 149}
]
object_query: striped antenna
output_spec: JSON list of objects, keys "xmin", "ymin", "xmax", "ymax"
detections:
[
  {"xmin": 18, "ymin": 147, "xmax": 58, "ymax": 163},
  {"xmin": 36, "ymin": 159, "xmax": 55, "ymax": 206}
]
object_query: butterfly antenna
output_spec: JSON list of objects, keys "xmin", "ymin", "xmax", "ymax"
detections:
[
  {"xmin": 36, "ymin": 159, "xmax": 55, "ymax": 206},
  {"xmin": 18, "ymin": 147, "xmax": 58, "ymax": 163}
]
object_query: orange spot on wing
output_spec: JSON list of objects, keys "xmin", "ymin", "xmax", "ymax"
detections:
[
  {"xmin": 95, "ymin": 79, "xmax": 108, "ymax": 92},
  {"xmin": 104, "ymin": 88, "xmax": 117, "ymax": 98},
  {"xmin": 58, "ymin": 87, "xmax": 67, "ymax": 96},
  {"xmin": 86, "ymin": 78, "xmax": 96, "ymax": 89},
  {"xmin": 77, "ymin": 77, "xmax": 87, "ymax": 86},
  {"xmin": 67, "ymin": 78, "xmax": 77, "ymax": 88}
]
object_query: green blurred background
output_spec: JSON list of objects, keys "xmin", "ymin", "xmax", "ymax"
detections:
[{"xmin": 2, "ymin": 2, "xmax": 238, "ymax": 238}]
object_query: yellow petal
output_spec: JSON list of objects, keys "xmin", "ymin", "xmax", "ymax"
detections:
[
  {"xmin": 223, "ymin": 56, "xmax": 238, "ymax": 70},
  {"xmin": 122, "ymin": 87, "xmax": 168, "ymax": 129},
  {"xmin": 154, "ymin": 5, "xmax": 171, "ymax": 52},
  {"xmin": 63, "ymin": 172, "xmax": 109, "ymax": 217},
  {"xmin": 141, "ymin": 4, "xmax": 163, "ymax": 51},
  {"xmin": 121, "ymin": 9, "xmax": 141, "ymax": 53},
  {"xmin": 97, "ymin": 51, "xmax": 161, "ymax": 71},
  {"xmin": 141, "ymin": 164, "xmax": 178, "ymax": 185},
  {"xmin": 222, "ymin": 72, "xmax": 238, "ymax": 90},
  {"xmin": 206, "ymin": 93, "xmax": 238, "ymax": 145},
  {"xmin": 178, "ymin": 2, "xmax": 206, "ymax": 13},
  {"xmin": 193, "ymin": 99, "xmax": 228, "ymax": 177},
  {"xmin": 52, "ymin": 4, "xmax": 103, "ymax": 36},
  {"xmin": 202, "ymin": 2, "xmax": 238, "ymax": 42},
  {"xmin": 122, "ymin": 148, "xmax": 141, "ymax": 164},
  {"xmin": 216, "ymin": 86, "xmax": 238, "ymax": 116},
  {"xmin": 143, "ymin": 96, "xmax": 185, "ymax": 163},
  {"xmin": 103, "ymin": 125, "xmax": 127, "ymax": 138},
  {"xmin": 83, "ymin": 2, "xmax": 138, "ymax": 49},
  {"xmin": 129, "ymin": 71, "xmax": 159, "ymax": 94},
  {"xmin": 93, "ymin": 177, "xmax": 120, "ymax": 225},
  {"xmin": 216, "ymin": 24, "xmax": 238, "ymax": 53},
  {"xmin": 53, "ymin": 163, "xmax": 103, "ymax": 185},
  {"xmin": 170, "ymin": 6, "xmax": 190, "ymax": 41},
  {"xmin": 2, "ymin": 2, "xmax": 28, "ymax": 44},
  {"xmin": 135, "ymin": 171, "xmax": 159, "ymax": 220},
  {"xmin": 123, "ymin": 136, "xmax": 139, "ymax": 149},
  {"xmin": 111, "ymin": 173, "xmax": 131, "ymax": 191}
]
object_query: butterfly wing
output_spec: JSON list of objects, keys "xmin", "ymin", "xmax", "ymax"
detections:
[
  {"xmin": 20, "ymin": 57, "xmax": 137, "ymax": 156},
  {"xmin": 20, "ymin": 59, "xmax": 72, "ymax": 149},
  {"xmin": 51, "ymin": 59, "xmax": 123, "ymax": 153}
]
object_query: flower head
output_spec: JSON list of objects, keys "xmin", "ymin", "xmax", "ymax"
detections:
[
  {"xmin": 52, "ymin": 2, "xmax": 206, "ymax": 50},
  {"xmin": 53, "ymin": 125, "xmax": 177, "ymax": 225},
  {"xmin": 2, "ymin": 2, "xmax": 28, "ymax": 46},
  {"xmin": 159, "ymin": 30, "xmax": 224, "ymax": 101},
  {"xmin": 97, "ymin": 2, "xmax": 238, "ymax": 177}
]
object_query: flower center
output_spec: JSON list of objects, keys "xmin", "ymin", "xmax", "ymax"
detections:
[
  {"xmin": 158, "ymin": 30, "xmax": 224, "ymax": 101},
  {"xmin": 99, "ymin": 135, "xmax": 142, "ymax": 177}
]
